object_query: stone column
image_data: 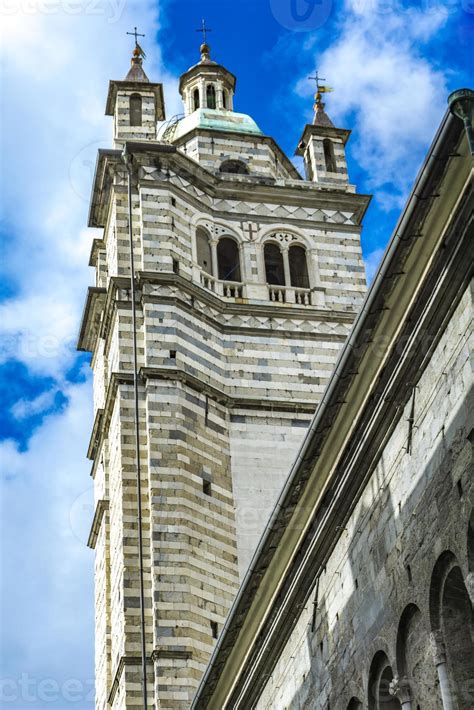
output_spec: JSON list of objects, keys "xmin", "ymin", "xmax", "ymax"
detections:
[
  {"xmin": 199, "ymin": 80, "xmax": 205, "ymax": 110},
  {"xmin": 216, "ymin": 81, "xmax": 224, "ymax": 110},
  {"xmin": 430, "ymin": 630, "xmax": 454, "ymax": 710},
  {"xmin": 282, "ymin": 246, "xmax": 291, "ymax": 288},
  {"xmin": 389, "ymin": 676, "xmax": 412, "ymax": 710},
  {"xmin": 210, "ymin": 239, "xmax": 219, "ymax": 280},
  {"xmin": 281, "ymin": 246, "xmax": 295, "ymax": 303},
  {"xmin": 465, "ymin": 571, "xmax": 474, "ymax": 605},
  {"xmin": 309, "ymin": 247, "xmax": 325, "ymax": 307}
]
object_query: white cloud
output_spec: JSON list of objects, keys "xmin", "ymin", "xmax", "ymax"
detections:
[
  {"xmin": 363, "ymin": 247, "xmax": 385, "ymax": 284},
  {"xmin": 0, "ymin": 0, "xmax": 180, "ymax": 377},
  {"xmin": 10, "ymin": 387, "xmax": 60, "ymax": 420},
  {"xmin": 0, "ymin": 378, "xmax": 94, "ymax": 705},
  {"xmin": 297, "ymin": 0, "xmax": 449, "ymax": 204}
]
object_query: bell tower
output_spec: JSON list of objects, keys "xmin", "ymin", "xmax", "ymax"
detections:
[
  {"xmin": 79, "ymin": 35, "xmax": 370, "ymax": 710},
  {"xmin": 106, "ymin": 38, "xmax": 165, "ymax": 146},
  {"xmin": 296, "ymin": 77, "xmax": 350, "ymax": 185}
]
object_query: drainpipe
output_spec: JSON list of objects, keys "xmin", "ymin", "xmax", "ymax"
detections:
[{"xmin": 122, "ymin": 145, "xmax": 148, "ymax": 710}]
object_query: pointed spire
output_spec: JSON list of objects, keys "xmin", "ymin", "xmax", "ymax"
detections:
[
  {"xmin": 125, "ymin": 27, "xmax": 149, "ymax": 82},
  {"xmin": 308, "ymin": 72, "xmax": 335, "ymax": 127},
  {"xmin": 313, "ymin": 92, "xmax": 334, "ymax": 128}
]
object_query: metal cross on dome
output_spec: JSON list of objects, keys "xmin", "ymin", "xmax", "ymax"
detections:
[{"xmin": 196, "ymin": 18, "xmax": 212, "ymax": 44}]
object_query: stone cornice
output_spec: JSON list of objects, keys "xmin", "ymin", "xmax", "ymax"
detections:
[
  {"xmin": 108, "ymin": 654, "xmax": 153, "ymax": 706},
  {"xmin": 87, "ymin": 142, "xmax": 371, "ymax": 228},
  {"xmin": 78, "ymin": 270, "xmax": 356, "ymax": 355},
  {"xmin": 190, "ymin": 111, "xmax": 473, "ymax": 709},
  {"xmin": 88, "ymin": 365, "xmax": 318, "ymax": 471},
  {"xmin": 87, "ymin": 498, "xmax": 109, "ymax": 550}
]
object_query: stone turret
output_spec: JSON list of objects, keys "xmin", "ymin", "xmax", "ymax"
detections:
[
  {"xmin": 296, "ymin": 88, "xmax": 351, "ymax": 186},
  {"xmin": 105, "ymin": 45, "xmax": 165, "ymax": 146}
]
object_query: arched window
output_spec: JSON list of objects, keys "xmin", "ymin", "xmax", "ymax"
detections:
[
  {"xmin": 219, "ymin": 160, "xmax": 249, "ymax": 175},
  {"xmin": 196, "ymin": 228, "xmax": 212, "ymax": 274},
  {"xmin": 368, "ymin": 651, "xmax": 401, "ymax": 710},
  {"xmin": 193, "ymin": 88, "xmax": 200, "ymax": 111},
  {"xmin": 222, "ymin": 91, "xmax": 228, "ymax": 109},
  {"xmin": 130, "ymin": 94, "xmax": 142, "ymax": 127},
  {"xmin": 289, "ymin": 245, "xmax": 310, "ymax": 288},
  {"xmin": 264, "ymin": 243, "xmax": 285, "ymax": 286},
  {"xmin": 323, "ymin": 138, "xmax": 337, "ymax": 173},
  {"xmin": 217, "ymin": 237, "xmax": 241, "ymax": 281},
  {"xmin": 206, "ymin": 84, "xmax": 216, "ymax": 109},
  {"xmin": 430, "ymin": 551, "xmax": 474, "ymax": 707},
  {"xmin": 396, "ymin": 604, "xmax": 438, "ymax": 707}
]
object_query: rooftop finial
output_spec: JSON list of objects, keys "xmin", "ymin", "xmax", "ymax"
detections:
[
  {"xmin": 124, "ymin": 26, "xmax": 149, "ymax": 82},
  {"xmin": 308, "ymin": 72, "xmax": 334, "ymax": 127},
  {"xmin": 196, "ymin": 19, "xmax": 212, "ymax": 62},
  {"xmin": 127, "ymin": 26, "xmax": 146, "ymax": 64}
]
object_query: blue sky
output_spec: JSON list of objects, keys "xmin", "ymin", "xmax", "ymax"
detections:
[{"xmin": 0, "ymin": 0, "xmax": 472, "ymax": 707}]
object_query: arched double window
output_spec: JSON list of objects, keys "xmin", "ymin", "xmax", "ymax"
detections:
[
  {"xmin": 217, "ymin": 237, "xmax": 241, "ymax": 282},
  {"xmin": 196, "ymin": 227, "xmax": 212, "ymax": 274},
  {"xmin": 429, "ymin": 550, "xmax": 474, "ymax": 708},
  {"xmin": 196, "ymin": 229, "xmax": 242, "ymax": 283},
  {"xmin": 206, "ymin": 84, "xmax": 216, "ymax": 109},
  {"xmin": 264, "ymin": 241, "xmax": 310, "ymax": 289},
  {"xmin": 323, "ymin": 138, "xmax": 337, "ymax": 173},
  {"xmin": 193, "ymin": 88, "xmax": 200, "ymax": 111},
  {"xmin": 264, "ymin": 243, "xmax": 285, "ymax": 285},
  {"xmin": 219, "ymin": 160, "xmax": 249, "ymax": 175},
  {"xmin": 368, "ymin": 652, "xmax": 401, "ymax": 710},
  {"xmin": 289, "ymin": 244, "xmax": 310, "ymax": 288},
  {"xmin": 129, "ymin": 93, "xmax": 142, "ymax": 127}
]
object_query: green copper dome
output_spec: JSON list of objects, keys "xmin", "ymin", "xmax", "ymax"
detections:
[{"xmin": 173, "ymin": 108, "xmax": 263, "ymax": 140}]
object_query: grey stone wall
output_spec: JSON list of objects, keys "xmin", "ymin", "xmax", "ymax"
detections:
[{"xmin": 256, "ymin": 283, "xmax": 473, "ymax": 710}]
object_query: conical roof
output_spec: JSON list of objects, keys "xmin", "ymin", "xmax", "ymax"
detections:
[
  {"xmin": 313, "ymin": 100, "xmax": 334, "ymax": 128},
  {"xmin": 124, "ymin": 47, "xmax": 150, "ymax": 83}
]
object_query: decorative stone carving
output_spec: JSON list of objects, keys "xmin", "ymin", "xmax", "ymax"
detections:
[
  {"xmin": 389, "ymin": 676, "xmax": 412, "ymax": 704},
  {"xmin": 430, "ymin": 630, "xmax": 447, "ymax": 666}
]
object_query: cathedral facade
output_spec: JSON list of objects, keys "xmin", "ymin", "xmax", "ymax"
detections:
[{"xmin": 78, "ymin": 39, "xmax": 473, "ymax": 710}]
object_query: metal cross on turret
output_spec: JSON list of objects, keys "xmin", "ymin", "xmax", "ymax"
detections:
[{"xmin": 127, "ymin": 26, "xmax": 146, "ymax": 59}]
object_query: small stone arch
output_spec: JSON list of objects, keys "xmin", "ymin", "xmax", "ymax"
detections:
[
  {"xmin": 429, "ymin": 549, "xmax": 474, "ymax": 708},
  {"xmin": 396, "ymin": 603, "xmax": 439, "ymax": 707},
  {"xmin": 347, "ymin": 698, "xmax": 363, "ymax": 710},
  {"xmin": 219, "ymin": 160, "xmax": 249, "ymax": 175},
  {"xmin": 323, "ymin": 138, "xmax": 336, "ymax": 173},
  {"xmin": 206, "ymin": 83, "xmax": 216, "ymax": 109},
  {"xmin": 368, "ymin": 651, "xmax": 401, "ymax": 710},
  {"xmin": 217, "ymin": 237, "xmax": 241, "ymax": 282},
  {"xmin": 264, "ymin": 241, "xmax": 285, "ymax": 286},
  {"xmin": 196, "ymin": 226, "xmax": 212, "ymax": 274},
  {"xmin": 289, "ymin": 243, "xmax": 310, "ymax": 288},
  {"xmin": 129, "ymin": 93, "xmax": 142, "ymax": 127},
  {"xmin": 193, "ymin": 88, "xmax": 200, "ymax": 111}
]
